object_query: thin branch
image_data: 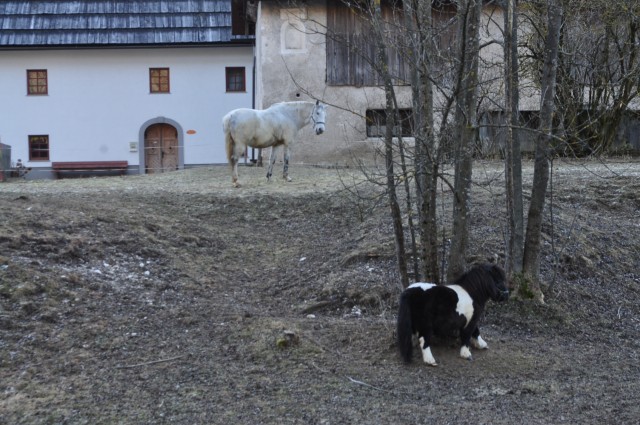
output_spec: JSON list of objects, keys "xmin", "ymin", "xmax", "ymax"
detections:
[{"xmin": 346, "ymin": 376, "xmax": 392, "ymax": 393}]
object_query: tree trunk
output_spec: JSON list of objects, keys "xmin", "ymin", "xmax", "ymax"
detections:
[
  {"xmin": 448, "ymin": 0, "xmax": 482, "ymax": 282},
  {"xmin": 372, "ymin": 0, "xmax": 409, "ymax": 287},
  {"xmin": 503, "ymin": 0, "xmax": 524, "ymax": 276},
  {"xmin": 522, "ymin": 0, "xmax": 563, "ymax": 301},
  {"xmin": 403, "ymin": 0, "xmax": 439, "ymax": 284}
]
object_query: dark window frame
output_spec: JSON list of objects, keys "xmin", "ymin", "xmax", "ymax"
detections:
[
  {"xmin": 149, "ymin": 68, "xmax": 171, "ymax": 93},
  {"xmin": 28, "ymin": 135, "xmax": 50, "ymax": 161},
  {"xmin": 27, "ymin": 69, "xmax": 48, "ymax": 95},
  {"xmin": 366, "ymin": 109, "xmax": 414, "ymax": 138},
  {"xmin": 226, "ymin": 67, "xmax": 246, "ymax": 92}
]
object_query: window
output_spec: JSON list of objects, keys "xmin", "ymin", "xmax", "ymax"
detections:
[
  {"xmin": 27, "ymin": 69, "xmax": 48, "ymax": 95},
  {"xmin": 150, "ymin": 68, "xmax": 170, "ymax": 93},
  {"xmin": 366, "ymin": 109, "xmax": 414, "ymax": 138},
  {"xmin": 29, "ymin": 135, "xmax": 49, "ymax": 161},
  {"xmin": 226, "ymin": 67, "xmax": 246, "ymax": 92}
]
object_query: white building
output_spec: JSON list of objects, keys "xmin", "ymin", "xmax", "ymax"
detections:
[{"xmin": 0, "ymin": 0, "xmax": 255, "ymax": 179}]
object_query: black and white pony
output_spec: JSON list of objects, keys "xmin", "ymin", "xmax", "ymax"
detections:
[{"xmin": 397, "ymin": 263, "xmax": 509, "ymax": 366}]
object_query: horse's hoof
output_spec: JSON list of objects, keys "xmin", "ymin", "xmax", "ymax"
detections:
[
  {"xmin": 460, "ymin": 346, "xmax": 473, "ymax": 360},
  {"xmin": 422, "ymin": 358, "xmax": 438, "ymax": 367},
  {"xmin": 472, "ymin": 336, "xmax": 488, "ymax": 350}
]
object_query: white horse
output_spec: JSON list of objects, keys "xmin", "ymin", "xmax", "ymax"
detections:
[{"xmin": 223, "ymin": 101, "xmax": 327, "ymax": 187}]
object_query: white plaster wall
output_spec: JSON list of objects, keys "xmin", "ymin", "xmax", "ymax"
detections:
[
  {"xmin": 478, "ymin": 5, "xmax": 541, "ymax": 112},
  {"xmin": 0, "ymin": 46, "xmax": 253, "ymax": 176}
]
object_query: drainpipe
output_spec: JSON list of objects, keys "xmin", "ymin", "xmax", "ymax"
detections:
[{"xmin": 251, "ymin": 54, "xmax": 257, "ymax": 163}]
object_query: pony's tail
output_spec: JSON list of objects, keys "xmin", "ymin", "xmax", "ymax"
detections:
[{"xmin": 397, "ymin": 291, "xmax": 414, "ymax": 364}]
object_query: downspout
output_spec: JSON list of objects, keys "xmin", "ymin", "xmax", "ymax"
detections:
[{"xmin": 251, "ymin": 54, "xmax": 257, "ymax": 163}]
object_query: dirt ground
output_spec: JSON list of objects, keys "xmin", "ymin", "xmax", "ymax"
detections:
[{"xmin": 1, "ymin": 159, "xmax": 639, "ymax": 424}]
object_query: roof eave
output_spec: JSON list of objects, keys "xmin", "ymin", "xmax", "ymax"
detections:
[{"xmin": 0, "ymin": 39, "xmax": 255, "ymax": 50}]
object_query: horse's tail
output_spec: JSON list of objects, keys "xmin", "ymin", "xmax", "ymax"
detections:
[
  {"xmin": 397, "ymin": 289, "xmax": 416, "ymax": 364},
  {"xmin": 222, "ymin": 113, "xmax": 234, "ymax": 162}
]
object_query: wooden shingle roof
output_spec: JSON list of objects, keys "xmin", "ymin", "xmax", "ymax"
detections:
[{"xmin": 0, "ymin": 0, "xmax": 253, "ymax": 48}]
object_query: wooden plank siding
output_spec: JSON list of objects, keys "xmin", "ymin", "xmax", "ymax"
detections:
[{"xmin": 326, "ymin": 0, "xmax": 410, "ymax": 87}]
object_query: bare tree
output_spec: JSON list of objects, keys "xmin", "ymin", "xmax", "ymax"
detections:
[
  {"xmin": 403, "ymin": 0, "xmax": 440, "ymax": 284},
  {"xmin": 369, "ymin": 0, "xmax": 410, "ymax": 288},
  {"xmin": 556, "ymin": 0, "xmax": 640, "ymax": 155},
  {"xmin": 521, "ymin": 0, "xmax": 563, "ymax": 301},
  {"xmin": 503, "ymin": 0, "xmax": 524, "ymax": 277},
  {"xmin": 448, "ymin": 0, "xmax": 483, "ymax": 282}
]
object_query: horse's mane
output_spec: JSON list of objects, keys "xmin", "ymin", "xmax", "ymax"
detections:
[
  {"xmin": 270, "ymin": 101, "xmax": 315, "ymax": 109},
  {"xmin": 453, "ymin": 263, "xmax": 503, "ymax": 301},
  {"xmin": 267, "ymin": 101, "xmax": 316, "ymax": 124}
]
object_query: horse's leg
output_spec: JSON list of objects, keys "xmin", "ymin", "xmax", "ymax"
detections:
[
  {"xmin": 418, "ymin": 329, "xmax": 437, "ymax": 366},
  {"xmin": 257, "ymin": 148, "xmax": 263, "ymax": 167},
  {"xmin": 283, "ymin": 145, "xmax": 292, "ymax": 182},
  {"xmin": 470, "ymin": 326, "xmax": 488, "ymax": 350},
  {"xmin": 266, "ymin": 145, "xmax": 280, "ymax": 181},
  {"xmin": 459, "ymin": 326, "xmax": 475, "ymax": 361}
]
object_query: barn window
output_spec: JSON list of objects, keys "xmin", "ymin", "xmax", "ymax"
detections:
[
  {"xmin": 149, "ymin": 68, "xmax": 170, "ymax": 93},
  {"xmin": 226, "ymin": 67, "xmax": 246, "ymax": 92},
  {"xmin": 27, "ymin": 69, "xmax": 48, "ymax": 95},
  {"xmin": 366, "ymin": 109, "xmax": 414, "ymax": 138},
  {"xmin": 29, "ymin": 135, "xmax": 50, "ymax": 161}
]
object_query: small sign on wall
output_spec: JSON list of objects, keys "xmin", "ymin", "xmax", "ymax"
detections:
[{"xmin": 129, "ymin": 142, "xmax": 138, "ymax": 152}]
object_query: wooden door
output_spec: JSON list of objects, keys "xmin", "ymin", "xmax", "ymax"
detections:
[{"xmin": 145, "ymin": 124, "xmax": 178, "ymax": 174}]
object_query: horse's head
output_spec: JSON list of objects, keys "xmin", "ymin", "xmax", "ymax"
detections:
[
  {"xmin": 311, "ymin": 100, "xmax": 327, "ymax": 135},
  {"xmin": 493, "ymin": 265, "xmax": 509, "ymax": 301},
  {"xmin": 488, "ymin": 264, "xmax": 510, "ymax": 302}
]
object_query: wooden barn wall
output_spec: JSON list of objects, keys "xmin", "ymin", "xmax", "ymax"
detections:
[{"xmin": 326, "ymin": 0, "xmax": 409, "ymax": 87}]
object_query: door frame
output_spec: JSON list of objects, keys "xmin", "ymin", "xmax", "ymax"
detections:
[{"xmin": 138, "ymin": 117, "xmax": 184, "ymax": 175}]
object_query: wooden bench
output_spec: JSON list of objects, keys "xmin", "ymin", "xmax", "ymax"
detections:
[{"xmin": 52, "ymin": 161, "xmax": 128, "ymax": 179}]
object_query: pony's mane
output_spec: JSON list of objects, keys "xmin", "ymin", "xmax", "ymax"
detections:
[{"xmin": 453, "ymin": 264, "xmax": 503, "ymax": 301}]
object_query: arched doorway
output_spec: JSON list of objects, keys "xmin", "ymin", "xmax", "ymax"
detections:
[{"xmin": 144, "ymin": 123, "xmax": 178, "ymax": 174}]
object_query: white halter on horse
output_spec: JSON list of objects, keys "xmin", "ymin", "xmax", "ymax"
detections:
[{"xmin": 222, "ymin": 100, "xmax": 327, "ymax": 187}]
